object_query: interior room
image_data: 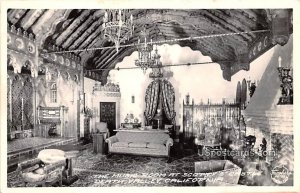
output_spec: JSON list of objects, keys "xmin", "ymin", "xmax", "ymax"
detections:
[{"xmin": 4, "ymin": 9, "xmax": 294, "ymax": 187}]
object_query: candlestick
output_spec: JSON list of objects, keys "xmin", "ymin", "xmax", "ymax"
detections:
[
  {"xmin": 21, "ymin": 97, "xmax": 24, "ymax": 128},
  {"xmin": 278, "ymin": 56, "xmax": 282, "ymax": 67}
]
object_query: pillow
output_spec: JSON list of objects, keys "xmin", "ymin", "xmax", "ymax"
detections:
[{"xmin": 34, "ymin": 167, "xmax": 45, "ymax": 175}]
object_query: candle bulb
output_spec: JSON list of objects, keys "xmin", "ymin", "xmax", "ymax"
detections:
[
  {"xmin": 21, "ymin": 98, "xmax": 24, "ymax": 127},
  {"xmin": 278, "ymin": 56, "xmax": 282, "ymax": 67}
]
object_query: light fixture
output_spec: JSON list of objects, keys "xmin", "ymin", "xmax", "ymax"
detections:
[
  {"xmin": 277, "ymin": 68, "xmax": 293, "ymax": 105},
  {"xmin": 246, "ymin": 77, "xmax": 257, "ymax": 98},
  {"xmin": 149, "ymin": 47, "xmax": 163, "ymax": 79},
  {"xmin": 102, "ymin": 9, "xmax": 134, "ymax": 52},
  {"xmin": 135, "ymin": 29, "xmax": 154, "ymax": 73}
]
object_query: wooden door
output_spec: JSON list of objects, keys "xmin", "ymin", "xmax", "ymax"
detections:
[{"xmin": 100, "ymin": 102, "xmax": 116, "ymax": 135}]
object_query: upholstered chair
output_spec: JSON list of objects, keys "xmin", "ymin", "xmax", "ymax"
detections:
[
  {"xmin": 17, "ymin": 158, "xmax": 65, "ymax": 187},
  {"xmin": 95, "ymin": 122, "xmax": 110, "ymax": 139}
]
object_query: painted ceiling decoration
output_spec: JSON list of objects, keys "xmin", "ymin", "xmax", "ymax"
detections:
[{"xmin": 7, "ymin": 9, "xmax": 293, "ymax": 84}]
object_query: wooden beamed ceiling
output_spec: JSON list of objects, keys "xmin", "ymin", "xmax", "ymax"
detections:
[{"xmin": 7, "ymin": 9, "xmax": 293, "ymax": 84}]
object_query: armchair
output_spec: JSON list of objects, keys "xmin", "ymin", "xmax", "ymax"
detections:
[
  {"xmin": 95, "ymin": 122, "xmax": 110, "ymax": 139},
  {"xmin": 17, "ymin": 158, "xmax": 65, "ymax": 187},
  {"xmin": 17, "ymin": 149, "xmax": 66, "ymax": 187}
]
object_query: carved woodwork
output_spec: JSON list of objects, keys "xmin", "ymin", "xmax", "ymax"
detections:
[
  {"xmin": 6, "ymin": 9, "xmax": 293, "ymax": 83},
  {"xmin": 183, "ymin": 98, "xmax": 242, "ymax": 145},
  {"xmin": 7, "ymin": 25, "xmax": 37, "ymax": 77},
  {"xmin": 100, "ymin": 102, "xmax": 116, "ymax": 135},
  {"xmin": 37, "ymin": 106, "xmax": 69, "ymax": 137}
]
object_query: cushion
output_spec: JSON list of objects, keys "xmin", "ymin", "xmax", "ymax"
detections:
[
  {"xmin": 128, "ymin": 142, "xmax": 147, "ymax": 148},
  {"xmin": 34, "ymin": 167, "xmax": 45, "ymax": 175},
  {"xmin": 21, "ymin": 172, "xmax": 46, "ymax": 183},
  {"xmin": 146, "ymin": 143, "xmax": 166, "ymax": 150},
  {"xmin": 38, "ymin": 149, "xmax": 65, "ymax": 164},
  {"xmin": 116, "ymin": 131, "xmax": 170, "ymax": 144},
  {"xmin": 112, "ymin": 142, "xmax": 129, "ymax": 148}
]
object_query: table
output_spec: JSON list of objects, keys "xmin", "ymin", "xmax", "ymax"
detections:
[
  {"xmin": 92, "ymin": 133, "xmax": 105, "ymax": 154},
  {"xmin": 55, "ymin": 145, "xmax": 83, "ymax": 176}
]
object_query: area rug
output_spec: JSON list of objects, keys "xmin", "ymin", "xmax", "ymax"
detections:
[
  {"xmin": 69, "ymin": 148, "xmax": 203, "ymax": 187},
  {"xmin": 8, "ymin": 147, "xmax": 292, "ymax": 187},
  {"xmin": 7, "ymin": 148, "xmax": 203, "ymax": 187}
]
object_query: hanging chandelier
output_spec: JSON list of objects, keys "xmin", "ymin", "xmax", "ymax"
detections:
[
  {"xmin": 149, "ymin": 47, "xmax": 163, "ymax": 79},
  {"xmin": 135, "ymin": 28, "xmax": 155, "ymax": 73},
  {"xmin": 102, "ymin": 9, "xmax": 134, "ymax": 52}
]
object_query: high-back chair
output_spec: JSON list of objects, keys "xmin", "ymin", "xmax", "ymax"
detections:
[{"xmin": 95, "ymin": 122, "xmax": 110, "ymax": 139}]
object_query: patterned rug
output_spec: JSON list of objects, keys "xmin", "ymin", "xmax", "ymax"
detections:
[
  {"xmin": 72, "ymin": 148, "xmax": 204, "ymax": 187},
  {"xmin": 8, "ymin": 147, "xmax": 293, "ymax": 187},
  {"xmin": 7, "ymin": 148, "xmax": 203, "ymax": 187}
]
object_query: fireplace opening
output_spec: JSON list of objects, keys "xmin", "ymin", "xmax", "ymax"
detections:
[{"xmin": 48, "ymin": 124, "xmax": 58, "ymax": 137}]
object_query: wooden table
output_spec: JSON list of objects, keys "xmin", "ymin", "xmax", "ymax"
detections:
[{"xmin": 53, "ymin": 145, "xmax": 84, "ymax": 184}]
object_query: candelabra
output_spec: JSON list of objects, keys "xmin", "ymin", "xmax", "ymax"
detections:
[
  {"xmin": 149, "ymin": 48, "xmax": 163, "ymax": 79},
  {"xmin": 246, "ymin": 78, "xmax": 257, "ymax": 98},
  {"xmin": 277, "ymin": 67, "xmax": 293, "ymax": 105},
  {"xmin": 185, "ymin": 93, "xmax": 190, "ymax": 105},
  {"xmin": 135, "ymin": 28, "xmax": 156, "ymax": 73},
  {"xmin": 102, "ymin": 9, "xmax": 134, "ymax": 52}
]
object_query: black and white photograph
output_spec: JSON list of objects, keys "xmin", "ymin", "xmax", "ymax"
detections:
[{"xmin": 0, "ymin": 1, "xmax": 299, "ymax": 193}]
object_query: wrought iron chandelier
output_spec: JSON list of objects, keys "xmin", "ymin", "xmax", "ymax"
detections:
[
  {"xmin": 149, "ymin": 47, "xmax": 163, "ymax": 79},
  {"xmin": 102, "ymin": 9, "xmax": 134, "ymax": 52},
  {"xmin": 135, "ymin": 27, "xmax": 157, "ymax": 73}
]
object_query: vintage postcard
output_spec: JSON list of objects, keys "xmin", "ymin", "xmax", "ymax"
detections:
[{"xmin": 0, "ymin": 0, "xmax": 299, "ymax": 193}]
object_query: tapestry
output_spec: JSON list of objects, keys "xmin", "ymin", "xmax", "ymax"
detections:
[{"xmin": 9, "ymin": 74, "xmax": 34, "ymax": 130}]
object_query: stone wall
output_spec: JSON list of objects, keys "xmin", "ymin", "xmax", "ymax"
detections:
[{"xmin": 243, "ymin": 35, "xmax": 293, "ymax": 171}]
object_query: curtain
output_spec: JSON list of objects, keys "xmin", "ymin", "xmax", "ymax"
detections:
[
  {"xmin": 144, "ymin": 80, "xmax": 159, "ymax": 125},
  {"xmin": 161, "ymin": 80, "xmax": 176, "ymax": 124}
]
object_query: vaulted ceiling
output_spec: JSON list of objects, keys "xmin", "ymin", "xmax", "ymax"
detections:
[{"xmin": 7, "ymin": 9, "xmax": 293, "ymax": 84}]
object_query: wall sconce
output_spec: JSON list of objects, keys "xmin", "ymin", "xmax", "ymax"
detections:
[
  {"xmin": 131, "ymin": 95, "xmax": 135, "ymax": 103},
  {"xmin": 277, "ymin": 67, "xmax": 293, "ymax": 105},
  {"xmin": 79, "ymin": 92, "xmax": 85, "ymax": 105},
  {"xmin": 277, "ymin": 56, "xmax": 293, "ymax": 105},
  {"xmin": 186, "ymin": 93, "xmax": 190, "ymax": 105},
  {"xmin": 246, "ymin": 77, "xmax": 257, "ymax": 98}
]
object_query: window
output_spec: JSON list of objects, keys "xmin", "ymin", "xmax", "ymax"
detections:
[{"xmin": 50, "ymin": 83, "xmax": 57, "ymax": 103}]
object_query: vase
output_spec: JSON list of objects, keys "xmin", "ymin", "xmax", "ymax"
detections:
[
  {"xmin": 134, "ymin": 118, "xmax": 139, "ymax": 123},
  {"xmin": 124, "ymin": 118, "xmax": 128, "ymax": 123}
]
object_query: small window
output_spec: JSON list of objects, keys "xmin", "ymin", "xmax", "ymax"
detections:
[{"xmin": 50, "ymin": 83, "xmax": 57, "ymax": 103}]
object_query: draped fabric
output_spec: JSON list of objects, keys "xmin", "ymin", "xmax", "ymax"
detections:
[
  {"xmin": 144, "ymin": 79, "xmax": 176, "ymax": 125},
  {"xmin": 144, "ymin": 80, "xmax": 160, "ymax": 125},
  {"xmin": 161, "ymin": 79, "xmax": 176, "ymax": 124}
]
